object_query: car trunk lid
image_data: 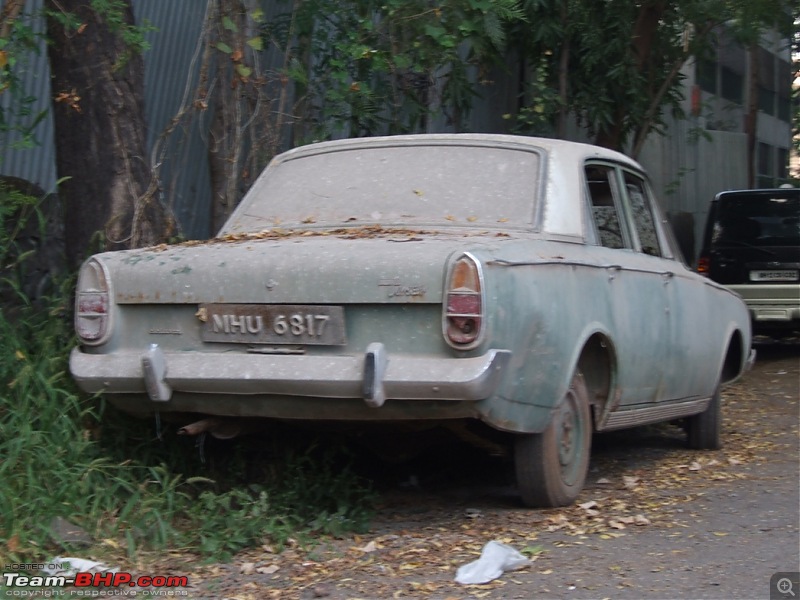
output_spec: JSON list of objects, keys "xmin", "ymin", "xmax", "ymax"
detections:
[{"xmin": 100, "ymin": 231, "xmax": 500, "ymax": 305}]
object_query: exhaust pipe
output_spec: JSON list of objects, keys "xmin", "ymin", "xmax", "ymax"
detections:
[{"xmin": 178, "ymin": 418, "xmax": 244, "ymax": 440}]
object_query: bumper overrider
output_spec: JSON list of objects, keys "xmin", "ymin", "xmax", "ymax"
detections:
[{"xmin": 69, "ymin": 343, "xmax": 511, "ymax": 408}]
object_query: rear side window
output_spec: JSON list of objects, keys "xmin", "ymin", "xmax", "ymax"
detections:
[
  {"xmin": 586, "ymin": 165, "xmax": 626, "ymax": 249},
  {"xmin": 623, "ymin": 172, "xmax": 662, "ymax": 257},
  {"xmin": 585, "ymin": 164, "xmax": 667, "ymax": 257},
  {"xmin": 713, "ymin": 193, "xmax": 800, "ymax": 247}
]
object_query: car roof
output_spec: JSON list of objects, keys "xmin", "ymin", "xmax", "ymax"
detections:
[
  {"xmin": 272, "ymin": 133, "xmax": 643, "ymax": 171},
  {"xmin": 713, "ymin": 188, "xmax": 799, "ymax": 202}
]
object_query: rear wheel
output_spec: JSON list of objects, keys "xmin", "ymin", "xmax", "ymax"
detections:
[
  {"xmin": 515, "ymin": 371, "xmax": 592, "ymax": 508},
  {"xmin": 686, "ymin": 385, "xmax": 722, "ymax": 450}
]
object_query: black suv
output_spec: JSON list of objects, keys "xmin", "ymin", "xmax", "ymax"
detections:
[{"xmin": 698, "ymin": 188, "xmax": 799, "ymax": 333}]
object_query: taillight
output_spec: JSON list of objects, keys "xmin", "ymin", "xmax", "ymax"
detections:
[
  {"xmin": 444, "ymin": 253, "xmax": 485, "ymax": 348},
  {"xmin": 75, "ymin": 258, "xmax": 112, "ymax": 345},
  {"xmin": 696, "ymin": 256, "xmax": 710, "ymax": 276}
]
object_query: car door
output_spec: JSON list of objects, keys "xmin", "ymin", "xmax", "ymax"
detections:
[
  {"xmin": 585, "ymin": 163, "xmax": 674, "ymax": 408},
  {"xmin": 617, "ymin": 170, "xmax": 712, "ymax": 402}
]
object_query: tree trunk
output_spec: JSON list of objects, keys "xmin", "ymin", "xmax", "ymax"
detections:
[
  {"xmin": 593, "ymin": 0, "xmax": 667, "ymax": 151},
  {"xmin": 206, "ymin": 0, "xmax": 259, "ymax": 234},
  {"xmin": 745, "ymin": 43, "xmax": 759, "ymax": 189},
  {"xmin": 556, "ymin": 0, "xmax": 569, "ymax": 139},
  {"xmin": 46, "ymin": 0, "xmax": 167, "ymax": 268}
]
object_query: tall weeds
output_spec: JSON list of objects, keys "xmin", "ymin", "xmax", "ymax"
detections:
[{"xmin": 0, "ymin": 189, "xmax": 375, "ymax": 565}]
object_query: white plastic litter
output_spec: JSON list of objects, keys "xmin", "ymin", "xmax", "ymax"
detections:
[
  {"xmin": 454, "ymin": 540, "xmax": 531, "ymax": 585},
  {"xmin": 42, "ymin": 557, "xmax": 118, "ymax": 577}
]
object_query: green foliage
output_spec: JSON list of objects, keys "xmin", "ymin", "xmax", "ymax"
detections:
[
  {"xmin": 45, "ymin": 0, "xmax": 152, "ymax": 54},
  {"xmin": 89, "ymin": 0, "xmax": 155, "ymax": 56},
  {"xmin": 45, "ymin": 0, "xmax": 155, "ymax": 71},
  {"xmin": 266, "ymin": 0, "xmax": 522, "ymax": 140},
  {"xmin": 181, "ymin": 446, "xmax": 376, "ymax": 562},
  {"xmin": 513, "ymin": 0, "xmax": 796, "ymax": 152},
  {"xmin": 0, "ymin": 0, "xmax": 154, "ymax": 157},
  {"xmin": 270, "ymin": 445, "xmax": 376, "ymax": 539},
  {"xmin": 0, "ymin": 275, "xmax": 101, "ymax": 560},
  {"xmin": 0, "ymin": 292, "xmax": 377, "ymax": 563},
  {"xmin": 185, "ymin": 487, "xmax": 275, "ymax": 561},
  {"xmin": 0, "ymin": 182, "xmax": 41, "ymax": 276},
  {"xmin": 0, "ymin": 231, "xmax": 376, "ymax": 564},
  {"xmin": 720, "ymin": 0, "xmax": 796, "ymax": 44},
  {"xmin": 505, "ymin": 53, "xmax": 563, "ymax": 136},
  {"xmin": 516, "ymin": 0, "xmax": 686, "ymax": 148}
]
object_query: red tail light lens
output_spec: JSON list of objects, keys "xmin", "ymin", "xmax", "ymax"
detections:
[
  {"xmin": 696, "ymin": 256, "xmax": 710, "ymax": 276},
  {"xmin": 444, "ymin": 254, "xmax": 485, "ymax": 348},
  {"xmin": 75, "ymin": 259, "xmax": 112, "ymax": 344}
]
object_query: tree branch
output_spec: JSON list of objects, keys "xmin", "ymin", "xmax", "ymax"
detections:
[{"xmin": 631, "ymin": 20, "xmax": 718, "ymax": 159}]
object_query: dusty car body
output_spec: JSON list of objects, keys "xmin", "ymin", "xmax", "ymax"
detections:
[
  {"xmin": 697, "ymin": 188, "xmax": 800, "ymax": 334},
  {"xmin": 70, "ymin": 134, "xmax": 753, "ymax": 507}
]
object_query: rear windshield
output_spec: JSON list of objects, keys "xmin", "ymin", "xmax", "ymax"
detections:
[
  {"xmin": 712, "ymin": 192, "xmax": 800, "ymax": 247},
  {"xmin": 222, "ymin": 143, "xmax": 541, "ymax": 233}
]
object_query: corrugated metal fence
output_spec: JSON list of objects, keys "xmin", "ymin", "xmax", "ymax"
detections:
[
  {"xmin": 0, "ymin": 0, "xmax": 56, "ymax": 192},
  {"xmin": 640, "ymin": 115, "xmax": 748, "ymax": 260}
]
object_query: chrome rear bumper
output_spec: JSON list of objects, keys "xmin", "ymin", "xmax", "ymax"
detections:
[{"xmin": 70, "ymin": 344, "xmax": 511, "ymax": 407}]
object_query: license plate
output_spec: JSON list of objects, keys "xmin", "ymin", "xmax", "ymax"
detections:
[
  {"xmin": 749, "ymin": 270, "xmax": 799, "ymax": 282},
  {"xmin": 200, "ymin": 304, "xmax": 346, "ymax": 345}
]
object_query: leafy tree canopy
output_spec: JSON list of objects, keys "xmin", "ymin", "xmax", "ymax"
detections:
[{"xmin": 514, "ymin": 0, "xmax": 796, "ymax": 154}]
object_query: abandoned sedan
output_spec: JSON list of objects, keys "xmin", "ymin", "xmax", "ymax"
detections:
[{"xmin": 70, "ymin": 134, "xmax": 753, "ymax": 507}]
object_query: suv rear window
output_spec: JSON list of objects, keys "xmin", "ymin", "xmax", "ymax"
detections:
[
  {"xmin": 699, "ymin": 189, "xmax": 800, "ymax": 287},
  {"xmin": 711, "ymin": 192, "xmax": 800, "ymax": 248}
]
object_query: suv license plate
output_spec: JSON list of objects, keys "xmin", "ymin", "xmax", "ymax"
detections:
[
  {"xmin": 749, "ymin": 270, "xmax": 799, "ymax": 282},
  {"xmin": 200, "ymin": 304, "xmax": 346, "ymax": 345}
]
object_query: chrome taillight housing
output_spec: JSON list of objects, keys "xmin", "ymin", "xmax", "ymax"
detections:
[
  {"xmin": 443, "ymin": 253, "xmax": 486, "ymax": 349},
  {"xmin": 75, "ymin": 258, "xmax": 112, "ymax": 345}
]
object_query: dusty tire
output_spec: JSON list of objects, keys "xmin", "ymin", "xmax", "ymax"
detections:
[
  {"xmin": 686, "ymin": 385, "xmax": 722, "ymax": 450},
  {"xmin": 515, "ymin": 371, "xmax": 592, "ymax": 508}
]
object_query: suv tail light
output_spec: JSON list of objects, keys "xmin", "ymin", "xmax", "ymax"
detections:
[
  {"xmin": 444, "ymin": 253, "xmax": 485, "ymax": 348},
  {"xmin": 697, "ymin": 255, "xmax": 710, "ymax": 276},
  {"xmin": 75, "ymin": 259, "xmax": 112, "ymax": 345}
]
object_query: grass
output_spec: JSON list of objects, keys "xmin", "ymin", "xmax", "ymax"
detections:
[
  {"xmin": 0, "ymin": 197, "xmax": 376, "ymax": 565},
  {"xmin": 0, "ymin": 284, "xmax": 376, "ymax": 565}
]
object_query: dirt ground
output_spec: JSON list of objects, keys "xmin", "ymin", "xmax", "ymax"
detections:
[{"xmin": 166, "ymin": 340, "xmax": 799, "ymax": 600}]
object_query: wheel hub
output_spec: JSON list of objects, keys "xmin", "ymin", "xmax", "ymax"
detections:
[{"xmin": 555, "ymin": 390, "xmax": 582, "ymax": 483}]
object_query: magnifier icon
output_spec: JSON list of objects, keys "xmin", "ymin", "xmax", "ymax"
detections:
[{"xmin": 778, "ymin": 578, "xmax": 796, "ymax": 597}]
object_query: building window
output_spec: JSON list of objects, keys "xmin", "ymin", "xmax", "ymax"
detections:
[
  {"xmin": 777, "ymin": 95, "xmax": 790, "ymax": 122},
  {"xmin": 758, "ymin": 143, "xmax": 774, "ymax": 187},
  {"xmin": 777, "ymin": 59, "xmax": 791, "ymax": 122},
  {"xmin": 720, "ymin": 66, "xmax": 743, "ymax": 104},
  {"xmin": 759, "ymin": 87, "xmax": 775, "ymax": 116},
  {"xmin": 696, "ymin": 59, "xmax": 717, "ymax": 94},
  {"xmin": 777, "ymin": 148, "xmax": 788, "ymax": 181}
]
